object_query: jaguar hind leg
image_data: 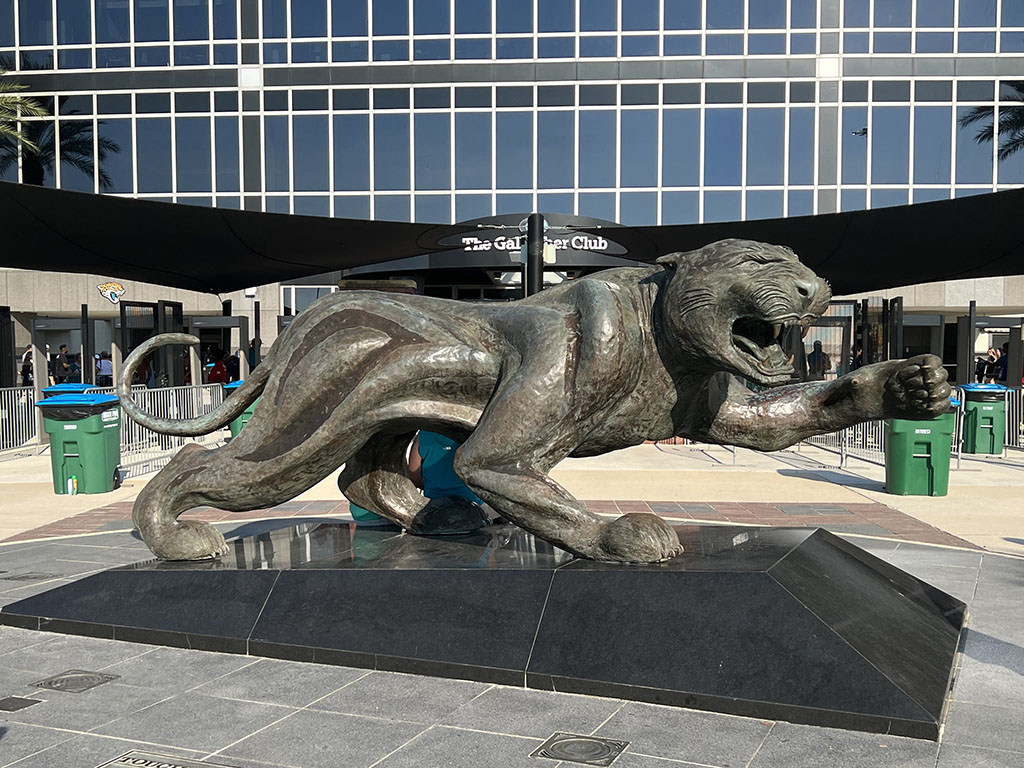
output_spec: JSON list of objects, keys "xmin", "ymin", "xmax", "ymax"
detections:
[{"xmin": 339, "ymin": 432, "xmax": 487, "ymax": 535}]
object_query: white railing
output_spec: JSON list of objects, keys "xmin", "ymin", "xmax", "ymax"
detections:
[
  {"xmin": 1008, "ymin": 388, "xmax": 1023, "ymax": 450},
  {"xmin": 113, "ymin": 384, "xmax": 227, "ymax": 477},
  {"xmin": 0, "ymin": 383, "xmax": 227, "ymax": 477},
  {"xmin": 0, "ymin": 387, "xmax": 37, "ymax": 452}
]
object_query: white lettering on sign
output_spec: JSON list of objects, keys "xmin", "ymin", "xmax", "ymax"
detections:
[
  {"xmin": 983, "ymin": 406, "xmax": 993, "ymax": 410},
  {"xmin": 915, "ymin": 429, "xmax": 932, "ymax": 434},
  {"xmin": 460, "ymin": 234, "xmax": 610, "ymax": 254},
  {"xmin": 101, "ymin": 409, "xmax": 119, "ymax": 422},
  {"xmin": 63, "ymin": 424, "xmax": 77, "ymax": 430}
]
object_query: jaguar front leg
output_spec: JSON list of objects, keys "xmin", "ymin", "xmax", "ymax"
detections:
[{"xmin": 700, "ymin": 354, "xmax": 952, "ymax": 451}]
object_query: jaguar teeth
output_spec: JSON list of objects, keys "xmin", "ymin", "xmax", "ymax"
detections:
[{"xmin": 772, "ymin": 323, "xmax": 783, "ymax": 340}]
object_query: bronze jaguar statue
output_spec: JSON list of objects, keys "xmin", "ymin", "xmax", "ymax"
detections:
[{"xmin": 118, "ymin": 239, "xmax": 951, "ymax": 563}]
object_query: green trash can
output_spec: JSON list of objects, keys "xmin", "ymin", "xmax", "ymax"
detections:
[
  {"xmin": 884, "ymin": 400, "xmax": 957, "ymax": 496},
  {"xmin": 36, "ymin": 394, "xmax": 122, "ymax": 495},
  {"xmin": 960, "ymin": 383, "xmax": 1006, "ymax": 455},
  {"xmin": 223, "ymin": 380, "xmax": 258, "ymax": 438}
]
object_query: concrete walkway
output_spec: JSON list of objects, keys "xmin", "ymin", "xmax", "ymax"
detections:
[{"xmin": 2, "ymin": 441, "xmax": 1024, "ymax": 554}]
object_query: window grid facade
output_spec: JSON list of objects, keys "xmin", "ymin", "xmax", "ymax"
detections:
[{"xmin": 1, "ymin": 1, "xmax": 1022, "ymax": 227}]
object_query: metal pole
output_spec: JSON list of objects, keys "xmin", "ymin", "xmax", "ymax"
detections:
[
  {"xmin": 80, "ymin": 303, "xmax": 93, "ymax": 385},
  {"xmin": 253, "ymin": 299, "xmax": 262, "ymax": 367},
  {"xmin": 526, "ymin": 213, "xmax": 544, "ymax": 297}
]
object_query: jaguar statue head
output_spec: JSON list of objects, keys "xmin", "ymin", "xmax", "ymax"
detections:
[{"xmin": 656, "ymin": 238, "xmax": 832, "ymax": 386}]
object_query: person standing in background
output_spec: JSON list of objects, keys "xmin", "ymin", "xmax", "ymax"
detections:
[{"xmin": 95, "ymin": 352, "xmax": 114, "ymax": 387}]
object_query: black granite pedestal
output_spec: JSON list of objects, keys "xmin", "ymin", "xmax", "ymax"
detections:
[{"xmin": 0, "ymin": 522, "xmax": 965, "ymax": 739}]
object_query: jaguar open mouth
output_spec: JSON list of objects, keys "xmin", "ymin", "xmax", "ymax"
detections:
[{"xmin": 731, "ymin": 315, "xmax": 810, "ymax": 382}]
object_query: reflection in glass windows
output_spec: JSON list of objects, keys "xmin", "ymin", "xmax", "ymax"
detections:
[
  {"xmin": 175, "ymin": 116, "xmax": 211, "ymax": 192},
  {"xmin": 664, "ymin": 0, "xmax": 700, "ymax": 30},
  {"xmin": 173, "ymin": 0, "xmax": 207, "ymax": 40},
  {"xmin": 263, "ymin": 0, "xmax": 286, "ymax": 38},
  {"xmin": 292, "ymin": 0, "xmax": 326, "ymax": 37},
  {"xmin": 135, "ymin": 0, "xmax": 169, "ymax": 41},
  {"xmin": 746, "ymin": 190, "xmax": 783, "ymax": 220},
  {"xmin": 374, "ymin": 113, "xmax": 410, "ymax": 190},
  {"xmin": 662, "ymin": 110, "xmax": 699, "ymax": 187},
  {"xmin": 748, "ymin": 0, "xmax": 786, "ymax": 29},
  {"xmin": 537, "ymin": 112, "xmax": 573, "ymax": 188},
  {"xmin": 19, "ymin": 0, "xmax": 52, "ymax": 45},
  {"xmin": 0, "ymin": 0, "xmax": 12, "ymax": 47},
  {"xmin": 374, "ymin": 0, "xmax": 408, "ymax": 35},
  {"xmin": 137, "ymin": 117, "xmax": 172, "ymax": 193},
  {"xmin": 620, "ymin": 191, "xmax": 656, "ymax": 225},
  {"xmin": 57, "ymin": 0, "xmax": 91, "ymax": 44},
  {"xmin": 913, "ymin": 106, "xmax": 951, "ymax": 185},
  {"xmin": 842, "ymin": 106, "xmax": 868, "ymax": 184},
  {"xmin": 213, "ymin": 0, "xmax": 235, "ymax": 38},
  {"xmin": 293, "ymin": 115, "xmax": 329, "ymax": 191},
  {"xmin": 620, "ymin": 110, "xmax": 656, "ymax": 187},
  {"xmin": 98, "ymin": 118, "xmax": 132, "ymax": 193},
  {"xmin": 58, "ymin": 119, "xmax": 95, "ymax": 192},
  {"xmin": 704, "ymin": 190, "xmax": 741, "ymax": 222},
  {"xmin": 578, "ymin": 191, "xmax": 614, "ymax": 220},
  {"xmin": 746, "ymin": 109, "xmax": 784, "ymax": 186},
  {"xmin": 333, "ymin": 0, "xmax": 367, "ymax": 35},
  {"xmin": 788, "ymin": 109, "xmax": 815, "ymax": 186},
  {"xmin": 455, "ymin": 0, "xmax": 488, "ymax": 33},
  {"xmin": 578, "ymin": 111, "xmax": 615, "ymax": 188},
  {"xmin": 704, "ymin": 110, "xmax": 741, "ymax": 186},
  {"xmin": 955, "ymin": 106, "xmax": 993, "ymax": 184},
  {"xmin": 661, "ymin": 190, "xmax": 698, "ymax": 224},
  {"xmin": 580, "ymin": 0, "xmax": 615, "ymax": 31},
  {"xmin": 871, "ymin": 107, "xmax": 909, "ymax": 184},
  {"xmin": 333, "ymin": 114, "xmax": 369, "ymax": 190},
  {"xmin": 455, "ymin": 113, "xmax": 491, "ymax": 189},
  {"xmin": 496, "ymin": 112, "xmax": 532, "ymax": 189},
  {"xmin": 265, "ymin": 115, "xmax": 289, "ymax": 192},
  {"xmin": 414, "ymin": 113, "xmax": 450, "ymax": 190},
  {"xmin": 622, "ymin": 0, "xmax": 657, "ymax": 31},
  {"xmin": 415, "ymin": 0, "xmax": 449, "ymax": 34},
  {"xmin": 215, "ymin": 116, "xmax": 239, "ymax": 192}
]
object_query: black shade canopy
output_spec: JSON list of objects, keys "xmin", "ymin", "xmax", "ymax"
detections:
[
  {"xmin": 578, "ymin": 188, "xmax": 1024, "ymax": 296},
  {"xmin": 2, "ymin": 180, "xmax": 1022, "ymax": 296},
  {"xmin": 0, "ymin": 181, "xmax": 474, "ymax": 294}
]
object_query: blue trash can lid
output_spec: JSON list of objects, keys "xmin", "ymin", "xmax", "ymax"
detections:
[
  {"xmin": 960, "ymin": 383, "xmax": 1007, "ymax": 391},
  {"xmin": 42, "ymin": 383, "xmax": 92, "ymax": 393},
  {"xmin": 36, "ymin": 393, "xmax": 119, "ymax": 408},
  {"xmin": 223, "ymin": 380, "xmax": 244, "ymax": 390}
]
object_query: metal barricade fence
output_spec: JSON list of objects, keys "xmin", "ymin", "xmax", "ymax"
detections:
[
  {"xmin": 0, "ymin": 386, "xmax": 37, "ymax": 452},
  {"xmin": 98, "ymin": 384, "xmax": 226, "ymax": 477},
  {"xmin": 1007, "ymin": 388, "xmax": 1023, "ymax": 450}
]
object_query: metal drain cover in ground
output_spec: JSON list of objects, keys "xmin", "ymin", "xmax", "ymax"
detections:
[
  {"xmin": 33, "ymin": 670, "xmax": 120, "ymax": 693},
  {"xmin": 96, "ymin": 751, "xmax": 238, "ymax": 768},
  {"xmin": 531, "ymin": 733, "xmax": 629, "ymax": 766},
  {"xmin": 0, "ymin": 696, "xmax": 41, "ymax": 712}
]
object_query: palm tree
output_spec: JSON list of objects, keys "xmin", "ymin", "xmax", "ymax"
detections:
[
  {"xmin": 0, "ymin": 118, "xmax": 121, "ymax": 188},
  {"xmin": 1, "ymin": 66, "xmax": 121, "ymax": 189},
  {"xmin": 958, "ymin": 81, "xmax": 1024, "ymax": 161},
  {"xmin": 0, "ymin": 69, "xmax": 48, "ymax": 153}
]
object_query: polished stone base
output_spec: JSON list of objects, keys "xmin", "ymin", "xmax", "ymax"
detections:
[{"xmin": 0, "ymin": 523, "xmax": 965, "ymax": 739}]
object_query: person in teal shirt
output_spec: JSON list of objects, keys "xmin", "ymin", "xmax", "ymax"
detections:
[{"xmin": 348, "ymin": 431, "xmax": 483, "ymax": 524}]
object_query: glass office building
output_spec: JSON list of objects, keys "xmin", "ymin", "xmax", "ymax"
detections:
[{"xmin": 2, "ymin": 0, "xmax": 1024, "ymax": 321}]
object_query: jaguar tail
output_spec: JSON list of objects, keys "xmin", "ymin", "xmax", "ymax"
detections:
[{"xmin": 117, "ymin": 333, "xmax": 271, "ymax": 436}]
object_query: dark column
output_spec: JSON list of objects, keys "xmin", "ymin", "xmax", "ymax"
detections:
[
  {"xmin": 525, "ymin": 213, "xmax": 544, "ymax": 298},
  {"xmin": 0, "ymin": 306, "xmax": 14, "ymax": 388},
  {"xmin": 253, "ymin": 299, "xmax": 262, "ymax": 367},
  {"xmin": 80, "ymin": 304, "xmax": 93, "ymax": 385}
]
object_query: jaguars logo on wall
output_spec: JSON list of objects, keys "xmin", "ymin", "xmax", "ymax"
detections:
[{"xmin": 97, "ymin": 281, "xmax": 126, "ymax": 305}]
